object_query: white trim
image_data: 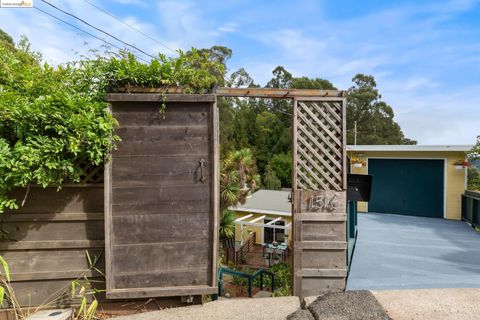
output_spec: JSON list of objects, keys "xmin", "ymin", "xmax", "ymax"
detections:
[
  {"xmin": 231, "ymin": 207, "xmax": 291, "ymax": 216},
  {"xmin": 348, "ymin": 145, "xmax": 472, "ymax": 152},
  {"xmin": 235, "ymin": 214, "xmax": 253, "ymax": 222},
  {"xmin": 250, "ymin": 215, "xmax": 266, "ymax": 223},
  {"xmin": 235, "ymin": 221, "xmax": 291, "ymax": 230},
  {"xmin": 262, "ymin": 218, "xmax": 287, "ymax": 244},
  {"xmin": 266, "ymin": 217, "xmax": 282, "ymax": 225},
  {"xmin": 366, "ymin": 157, "xmax": 447, "ymax": 218},
  {"xmin": 264, "ymin": 218, "xmax": 279, "ymax": 245}
]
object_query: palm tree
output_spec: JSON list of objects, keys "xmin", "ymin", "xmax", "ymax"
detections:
[
  {"xmin": 219, "ymin": 209, "xmax": 236, "ymax": 239},
  {"xmin": 220, "ymin": 148, "xmax": 260, "ymax": 209},
  {"xmin": 226, "ymin": 148, "xmax": 257, "ymax": 191},
  {"xmin": 219, "ymin": 148, "xmax": 260, "ymax": 243}
]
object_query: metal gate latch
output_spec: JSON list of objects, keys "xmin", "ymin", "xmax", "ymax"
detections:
[{"xmin": 199, "ymin": 159, "xmax": 206, "ymax": 183}]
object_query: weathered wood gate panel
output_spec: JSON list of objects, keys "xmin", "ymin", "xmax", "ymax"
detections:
[
  {"xmin": 292, "ymin": 97, "xmax": 347, "ymax": 298},
  {"xmin": 1, "ymin": 185, "xmax": 104, "ymax": 307},
  {"xmin": 105, "ymin": 94, "xmax": 219, "ymax": 299}
]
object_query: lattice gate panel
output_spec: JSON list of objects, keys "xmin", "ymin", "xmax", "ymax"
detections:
[
  {"xmin": 292, "ymin": 97, "xmax": 348, "ymax": 298},
  {"xmin": 294, "ymin": 99, "xmax": 346, "ymax": 191}
]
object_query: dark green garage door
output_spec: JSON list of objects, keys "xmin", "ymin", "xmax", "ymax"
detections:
[{"xmin": 368, "ymin": 159, "xmax": 444, "ymax": 218}]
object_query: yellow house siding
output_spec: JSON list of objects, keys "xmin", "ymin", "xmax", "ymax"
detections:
[
  {"xmin": 233, "ymin": 211, "xmax": 292, "ymax": 245},
  {"xmin": 347, "ymin": 150, "xmax": 467, "ymax": 220}
]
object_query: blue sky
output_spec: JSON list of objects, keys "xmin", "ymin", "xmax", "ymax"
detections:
[{"xmin": 1, "ymin": 0, "xmax": 479, "ymax": 144}]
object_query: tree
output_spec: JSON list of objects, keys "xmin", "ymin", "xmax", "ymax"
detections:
[
  {"xmin": 0, "ymin": 29, "xmax": 14, "ymax": 46},
  {"xmin": 471, "ymin": 136, "xmax": 480, "ymax": 160},
  {"xmin": 269, "ymin": 153, "xmax": 292, "ymax": 188},
  {"xmin": 468, "ymin": 167, "xmax": 480, "ymax": 191},
  {"xmin": 220, "ymin": 148, "xmax": 260, "ymax": 209},
  {"xmin": 254, "ymin": 111, "xmax": 290, "ymax": 174},
  {"xmin": 227, "ymin": 67, "xmax": 255, "ymax": 88},
  {"xmin": 291, "ymin": 76, "xmax": 335, "ymax": 90},
  {"xmin": 346, "ymin": 74, "xmax": 416, "ymax": 145},
  {"xmin": 219, "ymin": 209, "xmax": 236, "ymax": 239},
  {"xmin": 185, "ymin": 45, "xmax": 232, "ymax": 87},
  {"xmin": 263, "ymin": 165, "xmax": 281, "ymax": 190}
]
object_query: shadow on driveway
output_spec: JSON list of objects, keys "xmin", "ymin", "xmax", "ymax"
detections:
[{"xmin": 347, "ymin": 213, "xmax": 480, "ymax": 290}]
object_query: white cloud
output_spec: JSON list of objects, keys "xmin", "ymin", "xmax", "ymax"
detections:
[
  {"xmin": 1, "ymin": 0, "xmax": 479, "ymax": 144},
  {"xmin": 217, "ymin": 22, "xmax": 238, "ymax": 33},
  {"xmin": 241, "ymin": 2, "xmax": 480, "ymax": 144}
]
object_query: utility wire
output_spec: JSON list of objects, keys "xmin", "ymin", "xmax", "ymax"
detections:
[
  {"xmin": 81, "ymin": 0, "xmax": 176, "ymax": 54},
  {"xmin": 34, "ymin": 7, "xmax": 149, "ymax": 63},
  {"xmin": 40, "ymin": 0, "xmax": 157, "ymax": 60}
]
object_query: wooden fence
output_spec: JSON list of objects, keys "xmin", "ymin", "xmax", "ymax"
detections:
[{"xmin": 1, "ymin": 185, "xmax": 104, "ymax": 307}]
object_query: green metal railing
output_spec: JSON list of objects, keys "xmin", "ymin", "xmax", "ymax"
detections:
[
  {"xmin": 217, "ymin": 266, "xmax": 275, "ymax": 298},
  {"xmin": 346, "ymin": 200, "xmax": 358, "ymax": 268},
  {"xmin": 462, "ymin": 190, "xmax": 480, "ymax": 228}
]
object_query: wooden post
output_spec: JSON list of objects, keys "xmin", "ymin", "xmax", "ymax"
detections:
[{"xmin": 292, "ymin": 97, "xmax": 348, "ymax": 298}]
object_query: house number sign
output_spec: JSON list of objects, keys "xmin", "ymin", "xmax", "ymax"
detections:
[{"xmin": 307, "ymin": 193, "xmax": 340, "ymax": 212}]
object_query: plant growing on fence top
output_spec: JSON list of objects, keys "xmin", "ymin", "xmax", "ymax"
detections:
[{"xmin": 0, "ymin": 32, "xmax": 226, "ymax": 213}]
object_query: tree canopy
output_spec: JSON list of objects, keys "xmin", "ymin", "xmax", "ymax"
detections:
[
  {"xmin": 346, "ymin": 74, "xmax": 416, "ymax": 145},
  {"xmin": 0, "ymin": 29, "xmax": 420, "ymax": 211}
]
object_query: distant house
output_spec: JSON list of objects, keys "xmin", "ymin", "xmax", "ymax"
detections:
[
  {"xmin": 230, "ymin": 189, "xmax": 292, "ymax": 246},
  {"xmin": 348, "ymin": 145, "xmax": 471, "ymax": 219}
]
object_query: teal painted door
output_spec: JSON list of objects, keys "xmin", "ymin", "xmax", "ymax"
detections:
[{"xmin": 368, "ymin": 159, "xmax": 444, "ymax": 218}]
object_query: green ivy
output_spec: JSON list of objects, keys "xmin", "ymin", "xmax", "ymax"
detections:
[{"xmin": 0, "ymin": 35, "xmax": 225, "ymax": 213}]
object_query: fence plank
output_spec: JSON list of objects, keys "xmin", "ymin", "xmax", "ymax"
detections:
[
  {"xmin": 106, "ymin": 97, "xmax": 218, "ymax": 298},
  {"xmin": 1, "ymin": 186, "xmax": 105, "ymax": 307}
]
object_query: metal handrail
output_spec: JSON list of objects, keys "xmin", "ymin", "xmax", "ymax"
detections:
[
  {"xmin": 462, "ymin": 190, "xmax": 480, "ymax": 228},
  {"xmin": 218, "ymin": 266, "xmax": 275, "ymax": 297}
]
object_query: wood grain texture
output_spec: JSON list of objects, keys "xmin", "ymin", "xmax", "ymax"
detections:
[
  {"xmin": 0, "ymin": 186, "xmax": 105, "ymax": 307},
  {"xmin": 106, "ymin": 97, "xmax": 218, "ymax": 298},
  {"xmin": 5, "ymin": 186, "xmax": 103, "ymax": 214},
  {"xmin": 106, "ymin": 285, "xmax": 217, "ymax": 299},
  {"xmin": 215, "ymin": 87, "xmax": 345, "ymax": 98},
  {"xmin": 107, "ymin": 93, "xmax": 216, "ymax": 102},
  {"xmin": 292, "ymin": 97, "xmax": 347, "ymax": 298}
]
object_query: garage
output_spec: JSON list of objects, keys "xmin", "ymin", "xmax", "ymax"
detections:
[
  {"xmin": 347, "ymin": 145, "xmax": 471, "ymax": 220},
  {"xmin": 368, "ymin": 158, "xmax": 444, "ymax": 218}
]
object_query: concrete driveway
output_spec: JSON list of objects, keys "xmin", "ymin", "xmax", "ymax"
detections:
[{"xmin": 347, "ymin": 213, "xmax": 480, "ymax": 290}]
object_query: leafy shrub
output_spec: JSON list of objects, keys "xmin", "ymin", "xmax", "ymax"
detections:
[
  {"xmin": 220, "ymin": 209, "xmax": 236, "ymax": 239},
  {"xmin": 0, "ymin": 33, "xmax": 225, "ymax": 213},
  {"xmin": 0, "ymin": 38, "xmax": 118, "ymax": 212},
  {"xmin": 270, "ymin": 262, "xmax": 292, "ymax": 296}
]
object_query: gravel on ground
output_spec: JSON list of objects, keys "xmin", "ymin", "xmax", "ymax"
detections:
[
  {"xmin": 287, "ymin": 309, "xmax": 315, "ymax": 320},
  {"xmin": 373, "ymin": 288, "xmax": 480, "ymax": 320},
  {"xmin": 113, "ymin": 296, "xmax": 300, "ymax": 320},
  {"xmin": 289, "ymin": 290, "xmax": 391, "ymax": 320}
]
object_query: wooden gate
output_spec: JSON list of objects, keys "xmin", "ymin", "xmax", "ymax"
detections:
[
  {"xmin": 292, "ymin": 97, "xmax": 347, "ymax": 298},
  {"xmin": 105, "ymin": 94, "xmax": 219, "ymax": 299}
]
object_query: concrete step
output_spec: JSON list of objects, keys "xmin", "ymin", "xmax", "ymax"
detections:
[
  {"xmin": 253, "ymin": 290, "xmax": 273, "ymax": 298},
  {"xmin": 113, "ymin": 296, "xmax": 300, "ymax": 320}
]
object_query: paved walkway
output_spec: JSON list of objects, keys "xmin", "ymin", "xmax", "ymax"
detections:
[
  {"xmin": 373, "ymin": 288, "xmax": 480, "ymax": 320},
  {"xmin": 113, "ymin": 296, "xmax": 300, "ymax": 320},
  {"xmin": 347, "ymin": 213, "xmax": 480, "ymax": 290}
]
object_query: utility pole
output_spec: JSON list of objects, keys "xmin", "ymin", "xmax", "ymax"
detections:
[{"xmin": 354, "ymin": 121, "xmax": 357, "ymax": 145}]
